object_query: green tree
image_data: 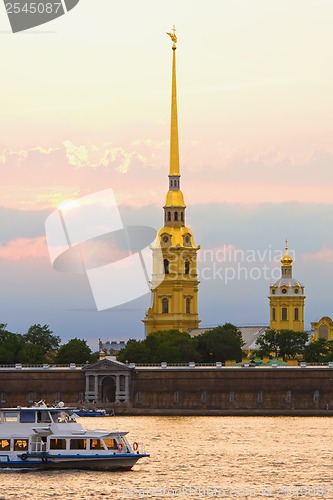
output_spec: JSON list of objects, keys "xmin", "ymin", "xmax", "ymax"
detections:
[
  {"xmin": 117, "ymin": 330, "xmax": 200, "ymax": 364},
  {"xmin": 257, "ymin": 328, "xmax": 308, "ymax": 359},
  {"xmin": 277, "ymin": 330, "xmax": 308, "ymax": 359},
  {"xmin": 117, "ymin": 339, "xmax": 151, "ymax": 364},
  {"xmin": 303, "ymin": 338, "xmax": 329, "ymax": 362},
  {"xmin": 55, "ymin": 338, "xmax": 96, "ymax": 364},
  {"xmin": 196, "ymin": 323, "xmax": 244, "ymax": 363},
  {"xmin": 146, "ymin": 330, "xmax": 201, "ymax": 363},
  {"xmin": 18, "ymin": 343, "xmax": 45, "ymax": 364},
  {"xmin": 0, "ymin": 324, "xmax": 24, "ymax": 363},
  {"xmin": 23, "ymin": 324, "xmax": 61, "ymax": 355},
  {"xmin": 256, "ymin": 329, "xmax": 279, "ymax": 358},
  {"xmin": 319, "ymin": 340, "xmax": 333, "ymax": 362}
]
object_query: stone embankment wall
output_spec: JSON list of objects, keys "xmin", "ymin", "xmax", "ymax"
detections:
[{"xmin": 1, "ymin": 365, "xmax": 333, "ymax": 415}]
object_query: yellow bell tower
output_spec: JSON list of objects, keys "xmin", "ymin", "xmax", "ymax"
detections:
[
  {"xmin": 269, "ymin": 241, "xmax": 305, "ymax": 331},
  {"xmin": 143, "ymin": 27, "xmax": 200, "ymax": 335}
]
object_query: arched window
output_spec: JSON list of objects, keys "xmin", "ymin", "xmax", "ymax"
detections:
[
  {"xmin": 162, "ymin": 298, "xmax": 169, "ymax": 314},
  {"xmin": 185, "ymin": 260, "xmax": 190, "ymax": 275},
  {"xmin": 174, "ymin": 212, "xmax": 178, "ymax": 221},
  {"xmin": 294, "ymin": 308, "xmax": 299, "ymax": 321},
  {"xmin": 164, "ymin": 259, "xmax": 169, "ymax": 274},
  {"xmin": 170, "ymin": 180, "xmax": 173, "ymax": 187},
  {"xmin": 319, "ymin": 325, "xmax": 329, "ymax": 340},
  {"xmin": 272, "ymin": 308, "xmax": 276, "ymax": 321},
  {"xmin": 282, "ymin": 308, "xmax": 288, "ymax": 321},
  {"xmin": 181, "ymin": 212, "xmax": 184, "ymax": 222},
  {"xmin": 167, "ymin": 211, "xmax": 171, "ymax": 221},
  {"xmin": 186, "ymin": 298, "xmax": 191, "ymax": 314}
]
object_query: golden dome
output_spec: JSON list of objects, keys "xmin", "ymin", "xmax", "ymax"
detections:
[
  {"xmin": 281, "ymin": 240, "xmax": 293, "ymax": 267},
  {"xmin": 164, "ymin": 189, "xmax": 186, "ymax": 208}
]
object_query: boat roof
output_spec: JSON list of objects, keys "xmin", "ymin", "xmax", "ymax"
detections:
[
  {"xmin": 43, "ymin": 430, "xmax": 128, "ymax": 437},
  {"xmin": 0, "ymin": 406, "xmax": 74, "ymax": 412}
]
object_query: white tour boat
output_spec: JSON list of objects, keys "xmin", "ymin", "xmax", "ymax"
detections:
[{"xmin": 0, "ymin": 401, "xmax": 148, "ymax": 470}]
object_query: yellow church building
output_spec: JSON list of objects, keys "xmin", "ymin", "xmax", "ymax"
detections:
[
  {"xmin": 143, "ymin": 28, "xmax": 200, "ymax": 335},
  {"xmin": 269, "ymin": 241, "xmax": 305, "ymax": 331},
  {"xmin": 311, "ymin": 317, "xmax": 333, "ymax": 341}
]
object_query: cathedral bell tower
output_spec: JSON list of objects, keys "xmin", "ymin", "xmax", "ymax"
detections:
[
  {"xmin": 143, "ymin": 28, "xmax": 200, "ymax": 335},
  {"xmin": 269, "ymin": 241, "xmax": 305, "ymax": 331}
]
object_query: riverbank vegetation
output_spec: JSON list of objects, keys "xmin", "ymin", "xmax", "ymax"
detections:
[{"xmin": 0, "ymin": 323, "xmax": 98, "ymax": 364}]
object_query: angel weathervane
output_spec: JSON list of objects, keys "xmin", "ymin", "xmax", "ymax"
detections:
[{"xmin": 167, "ymin": 25, "xmax": 177, "ymax": 47}]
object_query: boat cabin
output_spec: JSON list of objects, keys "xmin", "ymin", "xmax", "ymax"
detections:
[
  {"xmin": 0, "ymin": 406, "xmax": 131, "ymax": 456},
  {"xmin": 0, "ymin": 408, "xmax": 74, "ymax": 424}
]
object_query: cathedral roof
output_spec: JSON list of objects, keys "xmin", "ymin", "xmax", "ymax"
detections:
[
  {"xmin": 272, "ymin": 278, "xmax": 302, "ymax": 288},
  {"xmin": 270, "ymin": 277, "xmax": 305, "ymax": 297},
  {"xmin": 157, "ymin": 225, "xmax": 196, "ymax": 247}
]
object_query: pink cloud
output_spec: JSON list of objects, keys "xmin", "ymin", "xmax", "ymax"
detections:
[
  {"xmin": 1, "ymin": 140, "xmax": 333, "ymax": 211},
  {"xmin": 302, "ymin": 248, "xmax": 333, "ymax": 263},
  {"xmin": 0, "ymin": 237, "xmax": 49, "ymax": 261}
]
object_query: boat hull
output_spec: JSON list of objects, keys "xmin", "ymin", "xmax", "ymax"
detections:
[{"xmin": 0, "ymin": 453, "xmax": 149, "ymax": 471}]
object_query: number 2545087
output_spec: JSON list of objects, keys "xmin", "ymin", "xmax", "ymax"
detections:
[{"xmin": 5, "ymin": 3, "xmax": 62, "ymax": 14}]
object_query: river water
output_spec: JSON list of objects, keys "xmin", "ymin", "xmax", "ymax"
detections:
[{"xmin": 0, "ymin": 416, "xmax": 332, "ymax": 499}]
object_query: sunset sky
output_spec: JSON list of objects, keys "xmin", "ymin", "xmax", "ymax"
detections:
[{"xmin": 1, "ymin": 0, "xmax": 333, "ymax": 348}]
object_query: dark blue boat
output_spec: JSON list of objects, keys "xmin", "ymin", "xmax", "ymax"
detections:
[{"xmin": 74, "ymin": 409, "xmax": 114, "ymax": 417}]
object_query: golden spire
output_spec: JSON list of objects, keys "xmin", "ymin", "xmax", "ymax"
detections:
[{"xmin": 167, "ymin": 25, "xmax": 180, "ymax": 177}]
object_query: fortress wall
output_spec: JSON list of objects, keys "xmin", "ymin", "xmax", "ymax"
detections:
[{"xmin": 0, "ymin": 366, "xmax": 333, "ymax": 412}]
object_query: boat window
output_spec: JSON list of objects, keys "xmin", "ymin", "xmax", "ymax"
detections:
[
  {"xmin": 51, "ymin": 411, "xmax": 62, "ymax": 423},
  {"xmin": 49, "ymin": 438, "xmax": 66, "ymax": 450},
  {"xmin": 57, "ymin": 411, "xmax": 73, "ymax": 423},
  {"xmin": 90, "ymin": 439, "xmax": 104, "ymax": 450},
  {"xmin": 14, "ymin": 439, "xmax": 28, "ymax": 451},
  {"xmin": 0, "ymin": 439, "xmax": 10, "ymax": 451},
  {"xmin": 2, "ymin": 412, "xmax": 18, "ymax": 423},
  {"xmin": 20, "ymin": 410, "xmax": 35, "ymax": 423},
  {"xmin": 37, "ymin": 411, "xmax": 51, "ymax": 423},
  {"xmin": 70, "ymin": 439, "xmax": 87, "ymax": 450},
  {"xmin": 103, "ymin": 438, "xmax": 117, "ymax": 450},
  {"xmin": 120, "ymin": 437, "xmax": 128, "ymax": 451}
]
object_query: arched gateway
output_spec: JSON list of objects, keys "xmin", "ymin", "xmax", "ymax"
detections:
[{"xmin": 83, "ymin": 359, "xmax": 132, "ymax": 404}]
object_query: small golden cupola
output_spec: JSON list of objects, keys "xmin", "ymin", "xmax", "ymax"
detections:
[
  {"xmin": 143, "ymin": 27, "xmax": 200, "ymax": 335},
  {"xmin": 269, "ymin": 240, "xmax": 305, "ymax": 332}
]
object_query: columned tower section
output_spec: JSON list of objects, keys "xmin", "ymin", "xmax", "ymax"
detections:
[
  {"xmin": 143, "ymin": 28, "xmax": 200, "ymax": 335},
  {"xmin": 269, "ymin": 241, "xmax": 305, "ymax": 331}
]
